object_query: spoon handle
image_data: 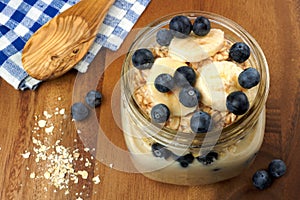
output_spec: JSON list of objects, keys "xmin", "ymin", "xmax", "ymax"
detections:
[{"xmin": 22, "ymin": 0, "xmax": 115, "ymax": 80}]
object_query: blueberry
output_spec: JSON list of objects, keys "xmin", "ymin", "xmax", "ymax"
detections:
[
  {"xmin": 154, "ymin": 73, "xmax": 175, "ymax": 93},
  {"xmin": 151, "ymin": 104, "xmax": 170, "ymax": 123},
  {"xmin": 226, "ymin": 91, "xmax": 249, "ymax": 115},
  {"xmin": 238, "ymin": 67, "xmax": 261, "ymax": 89},
  {"xmin": 85, "ymin": 90, "xmax": 102, "ymax": 107},
  {"xmin": 179, "ymin": 87, "xmax": 201, "ymax": 107},
  {"xmin": 268, "ymin": 159, "xmax": 287, "ymax": 178},
  {"xmin": 71, "ymin": 102, "xmax": 89, "ymax": 121},
  {"xmin": 229, "ymin": 42, "xmax": 251, "ymax": 63},
  {"xmin": 151, "ymin": 143, "xmax": 172, "ymax": 159},
  {"xmin": 252, "ymin": 170, "xmax": 273, "ymax": 190},
  {"xmin": 132, "ymin": 48, "xmax": 154, "ymax": 70},
  {"xmin": 173, "ymin": 66, "xmax": 196, "ymax": 87},
  {"xmin": 190, "ymin": 111, "xmax": 211, "ymax": 133},
  {"xmin": 196, "ymin": 152, "xmax": 218, "ymax": 165},
  {"xmin": 169, "ymin": 15, "xmax": 192, "ymax": 38},
  {"xmin": 176, "ymin": 153, "xmax": 194, "ymax": 168},
  {"xmin": 193, "ymin": 16, "xmax": 211, "ymax": 36},
  {"xmin": 156, "ymin": 28, "xmax": 174, "ymax": 46}
]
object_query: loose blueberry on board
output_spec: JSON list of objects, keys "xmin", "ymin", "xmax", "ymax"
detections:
[
  {"xmin": 226, "ymin": 91, "xmax": 249, "ymax": 115},
  {"xmin": 196, "ymin": 152, "xmax": 218, "ymax": 165},
  {"xmin": 176, "ymin": 153, "xmax": 195, "ymax": 168},
  {"xmin": 252, "ymin": 170, "xmax": 273, "ymax": 190},
  {"xmin": 154, "ymin": 73, "xmax": 175, "ymax": 93},
  {"xmin": 268, "ymin": 159, "xmax": 287, "ymax": 178},
  {"xmin": 173, "ymin": 66, "xmax": 196, "ymax": 87},
  {"xmin": 151, "ymin": 143, "xmax": 172, "ymax": 159},
  {"xmin": 151, "ymin": 104, "xmax": 170, "ymax": 123},
  {"xmin": 71, "ymin": 102, "xmax": 89, "ymax": 121},
  {"xmin": 169, "ymin": 15, "xmax": 192, "ymax": 38},
  {"xmin": 193, "ymin": 16, "xmax": 211, "ymax": 36},
  {"xmin": 229, "ymin": 42, "xmax": 251, "ymax": 63},
  {"xmin": 132, "ymin": 48, "xmax": 154, "ymax": 70},
  {"xmin": 238, "ymin": 67, "xmax": 261, "ymax": 89},
  {"xmin": 179, "ymin": 87, "xmax": 201, "ymax": 107},
  {"xmin": 156, "ymin": 28, "xmax": 174, "ymax": 46},
  {"xmin": 85, "ymin": 90, "xmax": 102, "ymax": 107},
  {"xmin": 190, "ymin": 111, "xmax": 211, "ymax": 133}
]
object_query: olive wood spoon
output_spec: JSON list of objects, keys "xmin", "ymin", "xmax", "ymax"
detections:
[{"xmin": 22, "ymin": 0, "xmax": 114, "ymax": 80}]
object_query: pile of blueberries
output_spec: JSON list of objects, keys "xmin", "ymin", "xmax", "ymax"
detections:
[
  {"xmin": 131, "ymin": 15, "xmax": 261, "ymax": 133},
  {"xmin": 151, "ymin": 143, "xmax": 218, "ymax": 168},
  {"xmin": 71, "ymin": 90, "xmax": 103, "ymax": 121}
]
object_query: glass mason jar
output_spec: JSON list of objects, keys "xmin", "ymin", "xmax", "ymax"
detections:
[{"xmin": 120, "ymin": 12, "xmax": 270, "ymax": 185}]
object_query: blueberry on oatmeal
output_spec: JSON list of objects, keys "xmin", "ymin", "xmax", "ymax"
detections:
[
  {"xmin": 179, "ymin": 87, "xmax": 201, "ymax": 107},
  {"xmin": 190, "ymin": 111, "xmax": 212, "ymax": 133},
  {"xmin": 132, "ymin": 48, "xmax": 154, "ymax": 70},
  {"xmin": 169, "ymin": 15, "xmax": 192, "ymax": 38},
  {"xmin": 156, "ymin": 28, "xmax": 174, "ymax": 46},
  {"xmin": 229, "ymin": 42, "xmax": 250, "ymax": 63},
  {"xmin": 226, "ymin": 91, "xmax": 249, "ymax": 115},
  {"xmin": 154, "ymin": 73, "xmax": 175, "ymax": 93},
  {"xmin": 193, "ymin": 16, "xmax": 211, "ymax": 36},
  {"xmin": 151, "ymin": 104, "xmax": 170, "ymax": 123},
  {"xmin": 238, "ymin": 67, "xmax": 261, "ymax": 89},
  {"xmin": 173, "ymin": 66, "xmax": 196, "ymax": 87}
]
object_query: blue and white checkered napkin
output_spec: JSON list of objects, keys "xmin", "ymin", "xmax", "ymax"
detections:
[{"xmin": 0, "ymin": 0, "xmax": 151, "ymax": 90}]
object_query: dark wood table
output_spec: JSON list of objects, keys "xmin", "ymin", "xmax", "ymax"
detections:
[{"xmin": 0, "ymin": 0, "xmax": 299, "ymax": 199}]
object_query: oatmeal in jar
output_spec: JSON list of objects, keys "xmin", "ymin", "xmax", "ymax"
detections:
[{"xmin": 121, "ymin": 12, "xmax": 269, "ymax": 185}]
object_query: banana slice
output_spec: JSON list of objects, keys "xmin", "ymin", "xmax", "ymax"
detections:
[
  {"xmin": 168, "ymin": 29, "xmax": 224, "ymax": 63},
  {"xmin": 146, "ymin": 57, "xmax": 197, "ymax": 116},
  {"xmin": 147, "ymin": 57, "xmax": 186, "ymax": 82},
  {"xmin": 195, "ymin": 61, "xmax": 243, "ymax": 111},
  {"xmin": 194, "ymin": 29, "xmax": 225, "ymax": 57}
]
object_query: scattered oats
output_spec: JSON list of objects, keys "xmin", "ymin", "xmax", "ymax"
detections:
[
  {"xmin": 45, "ymin": 126, "xmax": 54, "ymax": 134},
  {"xmin": 64, "ymin": 190, "xmax": 69, "ymax": 195},
  {"xmin": 77, "ymin": 129, "xmax": 82, "ymax": 134},
  {"xmin": 76, "ymin": 197, "xmax": 83, "ymax": 200},
  {"xmin": 21, "ymin": 151, "xmax": 31, "ymax": 159},
  {"xmin": 55, "ymin": 107, "xmax": 59, "ymax": 111},
  {"xmin": 59, "ymin": 108, "xmax": 65, "ymax": 115},
  {"xmin": 0, "ymin": 147, "xmax": 2, "ymax": 150},
  {"xmin": 74, "ymin": 139, "xmax": 77, "ymax": 143},
  {"xmin": 78, "ymin": 170, "xmax": 88, "ymax": 179},
  {"xmin": 109, "ymin": 163, "xmax": 114, "ymax": 168},
  {"xmin": 83, "ymin": 148, "xmax": 90, "ymax": 152},
  {"xmin": 26, "ymin": 166, "xmax": 29, "ymax": 170},
  {"xmin": 44, "ymin": 171, "xmax": 51, "ymax": 179},
  {"xmin": 57, "ymin": 97, "xmax": 62, "ymax": 101},
  {"xmin": 92, "ymin": 175, "xmax": 101, "ymax": 184},
  {"xmin": 43, "ymin": 111, "xmax": 52, "ymax": 119},
  {"xmin": 54, "ymin": 189, "xmax": 57, "ymax": 193},
  {"xmin": 44, "ymin": 187, "xmax": 48, "ymax": 192},
  {"xmin": 82, "ymin": 185, "xmax": 86, "ymax": 189},
  {"xmin": 30, "ymin": 172, "xmax": 36, "ymax": 179},
  {"xmin": 73, "ymin": 152, "xmax": 80, "ymax": 159},
  {"xmin": 38, "ymin": 120, "xmax": 47, "ymax": 128}
]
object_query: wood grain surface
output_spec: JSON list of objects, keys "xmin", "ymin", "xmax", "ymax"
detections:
[{"xmin": 0, "ymin": 0, "xmax": 300, "ymax": 199}]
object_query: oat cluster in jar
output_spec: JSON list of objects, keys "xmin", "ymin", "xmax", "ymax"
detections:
[{"xmin": 131, "ymin": 15, "xmax": 261, "ymax": 134}]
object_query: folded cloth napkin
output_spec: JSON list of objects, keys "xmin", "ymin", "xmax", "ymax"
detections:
[{"xmin": 0, "ymin": 0, "xmax": 151, "ymax": 90}]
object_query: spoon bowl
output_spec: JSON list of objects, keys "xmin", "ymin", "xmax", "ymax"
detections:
[{"xmin": 22, "ymin": 0, "xmax": 114, "ymax": 80}]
